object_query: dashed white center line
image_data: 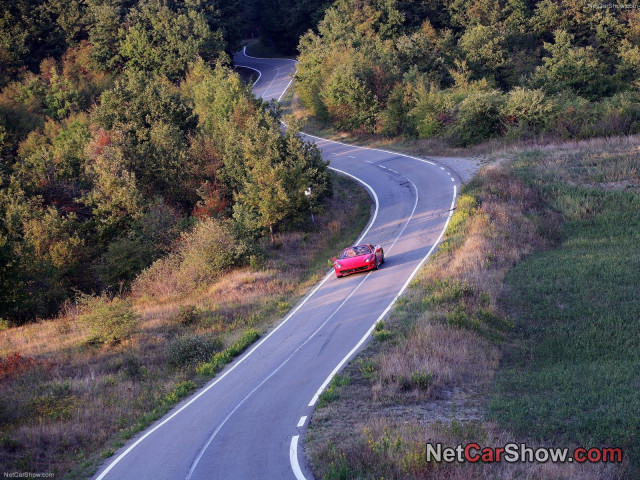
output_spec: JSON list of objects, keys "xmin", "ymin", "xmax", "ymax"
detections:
[
  {"xmin": 347, "ymin": 155, "xmax": 356, "ymax": 158},
  {"xmin": 365, "ymin": 160, "xmax": 373, "ymax": 164},
  {"xmin": 297, "ymin": 416, "xmax": 307, "ymax": 428},
  {"xmin": 451, "ymin": 178, "xmax": 455, "ymax": 182},
  {"xmin": 440, "ymin": 167, "xmax": 445, "ymax": 170}
]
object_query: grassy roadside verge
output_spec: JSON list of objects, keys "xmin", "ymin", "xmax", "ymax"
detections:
[
  {"xmin": 0, "ymin": 172, "xmax": 372, "ymax": 478},
  {"xmin": 305, "ymin": 138, "xmax": 639, "ymax": 479},
  {"xmin": 490, "ymin": 144, "xmax": 640, "ymax": 475}
]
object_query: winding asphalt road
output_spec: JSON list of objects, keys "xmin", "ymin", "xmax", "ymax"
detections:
[{"xmin": 93, "ymin": 49, "xmax": 458, "ymax": 480}]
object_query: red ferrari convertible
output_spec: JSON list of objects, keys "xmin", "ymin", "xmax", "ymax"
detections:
[{"xmin": 332, "ymin": 244, "xmax": 384, "ymax": 278}]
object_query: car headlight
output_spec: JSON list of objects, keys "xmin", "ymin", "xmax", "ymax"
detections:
[{"xmin": 335, "ymin": 262, "xmax": 342, "ymax": 268}]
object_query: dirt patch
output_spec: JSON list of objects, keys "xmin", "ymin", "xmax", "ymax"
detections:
[{"xmin": 424, "ymin": 156, "xmax": 485, "ymax": 184}]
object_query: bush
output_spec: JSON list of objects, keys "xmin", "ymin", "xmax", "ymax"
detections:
[
  {"xmin": 410, "ymin": 371, "xmax": 433, "ymax": 390},
  {"xmin": 547, "ymin": 93, "xmax": 594, "ymax": 139},
  {"xmin": 589, "ymin": 92, "xmax": 640, "ymax": 137},
  {"xmin": 80, "ymin": 296, "xmax": 139, "ymax": 344},
  {"xmin": 174, "ymin": 305, "xmax": 198, "ymax": 325},
  {"xmin": 133, "ymin": 218, "xmax": 249, "ymax": 297},
  {"xmin": 503, "ymin": 87, "xmax": 555, "ymax": 134},
  {"xmin": 446, "ymin": 90, "xmax": 505, "ymax": 146},
  {"xmin": 409, "ymin": 81, "xmax": 448, "ymax": 139},
  {"xmin": 176, "ymin": 219, "xmax": 244, "ymax": 288},
  {"xmin": 166, "ymin": 334, "xmax": 223, "ymax": 368}
]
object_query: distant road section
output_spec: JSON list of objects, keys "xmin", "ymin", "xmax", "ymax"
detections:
[{"xmin": 93, "ymin": 48, "xmax": 457, "ymax": 480}]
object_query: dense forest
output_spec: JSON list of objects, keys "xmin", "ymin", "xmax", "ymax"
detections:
[
  {"xmin": 296, "ymin": 0, "xmax": 640, "ymax": 145},
  {"xmin": 0, "ymin": 0, "xmax": 330, "ymax": 324},
  {"xmin": 3, "ymin": 0, "xmax": 640, "ymax": 324}
]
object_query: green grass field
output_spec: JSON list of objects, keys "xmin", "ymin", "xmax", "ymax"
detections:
[{"xmin": 490, "ymin": 149, "xmax": 640, "ymax": 474}]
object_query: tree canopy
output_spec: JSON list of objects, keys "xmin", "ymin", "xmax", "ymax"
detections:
[{"xmin": 0, "ymin": 1, "xmax": 330, "ymax": 324}]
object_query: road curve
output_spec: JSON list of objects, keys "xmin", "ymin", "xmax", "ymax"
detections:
[{"xmin": 93, "ymin": 48, "xmax": 457, "ymax": 480}]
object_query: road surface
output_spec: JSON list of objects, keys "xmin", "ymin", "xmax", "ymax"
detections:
[{"xmin": 93, "ymin": 48, "xmax": 458, "ymax": 480}]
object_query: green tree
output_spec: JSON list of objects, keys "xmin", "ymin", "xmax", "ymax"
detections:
[
  {"xmin": 82, "ymin": 129, "xmax": 142, "ymax": 242},
  {"xmin": 86, "ymin": 0, "xmax": 129, "ymax": 71},
  {"xmin": 458, "ymin": 25, "xmax": 507, "ymax": 82},
  {"xmin": 322, "ymin": 61, "xmax": 379, "ymax": 132},
  {"xmin": 0, "ymin": 181, "xmax": 82, "ymax": 322},
  {"xmin": 118, "ymin": 0, "xmax": 224, "ymax": 82},
  {"xmin": 531, "ymin": 29, "xmax": 613, "ymax": 100},
  {"xmin": 95, "ymin": 71, "xmax": 197, "ymax": 208},
  {"xmin": 0, "ymin": 0, "xmax": 67, "ymax": 88},
  {"xmin": 233, "ymin": 110, "xmax": 329, "ymax": 240}
]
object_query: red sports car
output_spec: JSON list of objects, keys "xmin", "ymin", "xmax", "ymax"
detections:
[{"xmin": 332, "ymin": 244, "xmax": 384, "ymax": 278}]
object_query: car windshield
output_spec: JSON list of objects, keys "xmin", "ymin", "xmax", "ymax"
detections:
[{"xmin": 340, "ymin": 245, "xmax": 372, "ymax": 258}]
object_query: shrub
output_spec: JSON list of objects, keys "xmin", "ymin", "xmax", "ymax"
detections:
[
  {"xmin": 176, "ymin": 218, "xmax": 243, "ymax": 289},
  {"xmin": 589, "ymin": 92, "xmax": 640, "ymax": 137},
  {"xmin": 547, "ymin": 91, "xmax": 595, "ymax": 138},
  {"xmin": 174, "ymin": 305, "xmax": 198, "ymax": 325},
  {"xmin": 166, "ymin": 334, "xmax": 223, "ymax": 368},
  {"xmin": 133, "ymin": 218, "xmax": 249, "ymax": 297},
  {"xmin": 322, "ymin": 64, "xmax": 379, "ymax": 133},
  {"xmin": 0, "ymin": 352, "xmax": 36, "ymax": 380},
  {"xmin": 80, "ymin": 296, "xmax": 139, "ymax": 344},
  {"xmin": 409, "ymin": 81, "xmax": 448, "ymax": 139},
  {"xmin": 122, "ymin": 354, "xmax": 147, "ymax": 380},
  {"xmin": 164, "ymin": 380, "xmax": 196, "ymax": 404},
  {"xmin": 446, "ymin": 90, "xmax": 504, "ymax": 146},
  {"xmin": 410, "ymin": 371, "xmax": 433, "ymax": 390},
  {"xmin": 503, "ymin": 87, "xmax": 555, "ymax": 134},
  {"xmin": 317, "ymin": 375, "xmax": 350, "ymax": 408},
  {"xmin": 373, "ymin": 329, "xmax": 394, "ymax": 341}
]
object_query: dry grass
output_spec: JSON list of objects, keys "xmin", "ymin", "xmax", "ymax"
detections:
[
  {"xmin": 0, "ymin": 173, "xmax": 372, "ymax": 477},
  {"xmin": 305, "ymin": 139, "xmax": 637, "ymax": 478},
  {"xmin": 376, "ymin": 324, "xmax": 498, "ymax": 399},
  {"xmin": 309, "ymin": 416, "xmax": 620, "ymax": 480}
]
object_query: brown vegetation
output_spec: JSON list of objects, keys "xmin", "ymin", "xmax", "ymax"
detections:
[
  {"xmin": 0, "ymin": 173, "xmax": 371, "ymax": 477},
  {"xmin": 305, "ymin": 139, "xmax": 632, "ymax": 479}
]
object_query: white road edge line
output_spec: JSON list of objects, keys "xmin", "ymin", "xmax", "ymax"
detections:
[
  {"xmin": 186, "ymin": 168, "xmax": 413, "ymax": 479},
  {"xmin": 236, "ymin": 48, "xmax": 459, "ymax": 480},
  {"xmin": 301, "ymin": 130, "xmax": 436, "ymax": 167},
  {"xmin": 235, "ymin": 63, "xmax": 262, "ymax": 88},
  {"xmin": 290, "ymin": 436, "xmax": 306, "ymax": 480},
  {"xmin": 297, "ymin": 416, "xmax": 307, "ymax": 428},
  {"xmin": 95, "ymin": 168, "xmax": 380, "ymax": 480},
  {"xmin": 242, "ymin": 45, "xmax": 297, "ymax": 64},
  {"xmin": 307, "ymin": 184, "xmax": 457, "ymax": 408},
  {"xmin": 186, "ymin": 274, "xmax": 371, "ymax": 480}
]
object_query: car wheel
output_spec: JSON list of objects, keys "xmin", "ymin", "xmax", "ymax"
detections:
[{"xmin": 380, "ymin": 251, "xmax": 385, "ymax": 264}]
